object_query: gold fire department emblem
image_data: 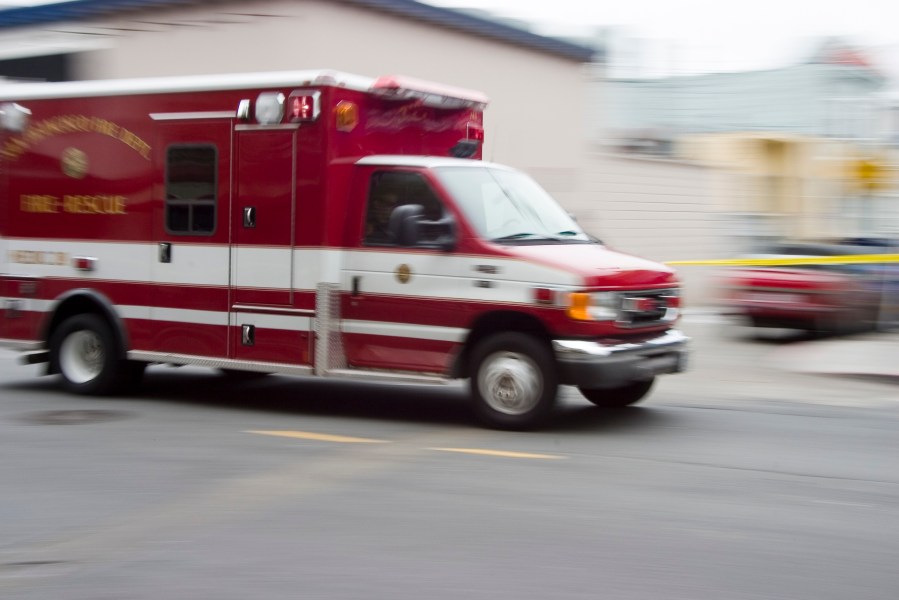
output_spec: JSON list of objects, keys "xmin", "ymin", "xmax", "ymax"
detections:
[
  {"xmin": 395, "ymin": 263, "xmax": 412, "ymax": 284},
  {"xmin": 61, "ymin": 147, "xmax": 88, "ymax": 179}
]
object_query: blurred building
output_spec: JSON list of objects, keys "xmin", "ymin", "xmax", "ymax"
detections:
[
  {"xmin": 0, "ymin": 0, "xmax": 595, "ymax": 209},
  {"xmin": 595, "ymin": 38, "xmax": 898, "ymax": 253}
]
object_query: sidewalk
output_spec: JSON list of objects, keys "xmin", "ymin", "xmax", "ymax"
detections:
[
  {"xmin": 767, "ymin": 330, "xmax": 899, "ymax": 383},
  {"xmin": 682, "ymin": 308, "xmax": 899, "ymax": 384}
]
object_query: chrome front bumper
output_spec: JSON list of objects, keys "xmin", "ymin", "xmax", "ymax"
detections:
[{"xmin": 552, "ymin": 329, "xmax": 689, "ymax": 389}]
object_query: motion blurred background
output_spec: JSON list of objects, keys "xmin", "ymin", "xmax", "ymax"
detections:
[{"xmin": 2, "ymin": 0, "xmax": 898, "ymax": 315}]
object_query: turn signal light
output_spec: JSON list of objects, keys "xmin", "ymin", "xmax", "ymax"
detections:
[{"xmin": 567, "ymin": 292, "xmax": 591, "ymax": 321}]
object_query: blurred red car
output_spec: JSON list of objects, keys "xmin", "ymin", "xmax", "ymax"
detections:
[{"xmin": 721, "ymin": 242, "xmax": 883, "ymax": 334}]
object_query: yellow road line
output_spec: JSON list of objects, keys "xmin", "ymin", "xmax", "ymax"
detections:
[
  {"xmin": 667, "ymin": 254, "xmax": 899, "ymax": 267},
  {"xmin": 246, "ymin": 430, "xmax": 389, "ymax": 444},
  {"xmin": 428, "ymin": 447, "xmax": 566, "ymax": 460}
]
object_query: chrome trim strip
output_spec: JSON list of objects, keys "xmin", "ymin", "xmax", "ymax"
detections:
[
  {"xmin": 324, "ymin": 369, "xmax": 449, "ymax": 385},
  {"xmin": 125, "ymin": 352, "xmax": 449, "ymax": 384},
  {"xmin": 552, "ymin": 329, "xmax": 689, "ymax": 360},
  {"xmin": 231, "ymin": 304, "xmax": 315, "ymax": 316},
  {"xmin": 0, "ymin": 338, "xmax": 43, "ymax": 351},
  {"xmin": 126, "ymin": 351, "xmax": 315, "ymax": 376},
  {"xmin": 234, "ymin": 124, "xmax": 300, "ymax": 131},
  {"xmin": 150, "ymin": 111, "xmax": 236, "ymax": 121}
]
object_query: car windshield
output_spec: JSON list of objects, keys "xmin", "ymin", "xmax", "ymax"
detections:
[{"xmin": 433, "ymin": 165, "xmax": 591, "ymax": 244}]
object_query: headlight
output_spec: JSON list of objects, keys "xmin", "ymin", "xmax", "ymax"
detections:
[{"xmin": 566, "ymin": 292, "xmax": 618, "ymax": 321}]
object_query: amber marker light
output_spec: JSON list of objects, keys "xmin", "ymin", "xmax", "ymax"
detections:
[
  {"xmin": 335, "ymin": 101, "xmax": 359, "ymax": 132},
  {"xmin": 567, "ymin": 292, "xmax": 591, "ymax": 321}
]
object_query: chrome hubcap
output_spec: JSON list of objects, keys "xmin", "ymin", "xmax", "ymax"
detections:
[
  {"xmin": 478, "ymin": 351, "xmax": 542, "ymax": 415},
  {"xmin": 60, "ymin": 330, "xmax": 104, "ymax": 384}
]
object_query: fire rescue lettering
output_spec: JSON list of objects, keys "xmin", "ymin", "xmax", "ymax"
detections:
[
  {"xmin": 9, "ymin": 250, "xmax": 68, "ymax": 266},
  {"xmin": 20, "ymin": 194, "xmax": 127, "ymax": 215},
  {"xmin": 0, "ymin": 115, "xmax": 151, "ymax": 161}
]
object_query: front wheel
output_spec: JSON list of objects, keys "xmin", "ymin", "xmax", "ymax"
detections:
[
  {"xmin": 579, "ymin": 378, "xmax": 654, "ymax": 408},
  {"xmin": 50, "ymin": 314, "xmax": 124, "ymax": 395},
  {"xmin": 470, "ymin": 333, "xmax": 558, "ymax": 430}
]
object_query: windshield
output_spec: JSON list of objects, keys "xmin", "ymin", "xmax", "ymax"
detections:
[{"xmin": 433, "ymin": 166, "xmax": 591, "ymax": 244}]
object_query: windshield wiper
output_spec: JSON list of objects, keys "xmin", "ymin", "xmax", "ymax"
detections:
[
  {"xmin": 492, "ymin": 232, "xmax": 593, "ymax": 244},
  {"xmin": 491, "ymin": 232, "xmax": 544, "ymax": 242}
]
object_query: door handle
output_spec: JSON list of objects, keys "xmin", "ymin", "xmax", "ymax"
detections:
[
  {"xmin": 159, "ymin": 242, "xmax": 172, "ymax": 263},
  {"xmin": 241, "ymin": 324, "xmax": 255, "ymax": 346},
  {"xmin": 243, "ymin": 206, "xmax": 257, "ymax": 228}
]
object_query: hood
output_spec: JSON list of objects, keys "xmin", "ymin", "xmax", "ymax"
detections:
[
  {"xmin": 729, "ymin": 267, "xmax": 854, "ymax": 291},
  {"xmin": 500, "ymin": 243, "xmax": 679, "ymax": 289}
]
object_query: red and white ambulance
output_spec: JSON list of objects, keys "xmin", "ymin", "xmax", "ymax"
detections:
[{"xmin": 0, "ymin": 69, "xmax": 687, "ymax": 429}]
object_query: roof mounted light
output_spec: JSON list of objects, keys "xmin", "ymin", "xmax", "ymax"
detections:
[
  {"xmin": 371, "ymin": 75, "xmax": 488, "ymax": 110},
  {"xmin": 254, "ymin": 92, "xmax": 285, "ymax": 125},
  {"xmin": 287, "ymin": 90, "xmax": 321, "ymax": 123}
]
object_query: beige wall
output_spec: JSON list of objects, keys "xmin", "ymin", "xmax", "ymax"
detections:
[
  {"xmin": 73, "ymin": 0, "xmax": 587, "ymax": 178},
  {"xmin": 575, "ymin": 153, "xmax": 723, "ymax": 307}
]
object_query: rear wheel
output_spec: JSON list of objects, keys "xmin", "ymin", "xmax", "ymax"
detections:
[
  {"xmin": 470, "ymin": 333, "xmax": 557, "ymax": 430},
  {"xmin": 579, "ymin": 378, "xmax": 654, "ymax": 408},
  {"xmin": 50, "ymin": 314, "xmax": 124, "ymax": 395}
]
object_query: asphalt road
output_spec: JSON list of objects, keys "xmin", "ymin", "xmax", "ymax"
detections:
[{"xmin": 1, "ymin": 319, "xmax": 898, "ymax": 600}]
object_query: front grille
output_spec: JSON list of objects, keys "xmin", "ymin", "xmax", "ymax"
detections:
[{"xmin": 616, "ymin": 289, "xmax": 679, "ymax": 328}]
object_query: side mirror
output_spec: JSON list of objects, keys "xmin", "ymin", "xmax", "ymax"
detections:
[
  {"xmin": 388, "ymin": 204, "xmax": 424, "ymax": 246},
  {"xmin": 388, "ymin": 204, "xmax": 457, "ymax": 251}
]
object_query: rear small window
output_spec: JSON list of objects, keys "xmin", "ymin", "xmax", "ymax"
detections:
[{"xmin": 165, "ymin": 145, "xmax": 217, "ymax": 235}]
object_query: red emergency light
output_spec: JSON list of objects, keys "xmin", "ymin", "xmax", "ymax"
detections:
[
  {"xmin": 450, "ymin": 121, "xmax": 485, "ymax": 158},
  {"xmin": 287, "ymin": 90, "xmax": 321, "ymax": 123},
  {"xmin": 371, "ymin": 75, "xmax": 489, "ymax": 110},
  {"xmin": 72, "ymin": 256, "xmax": 96, "ymax": 272},
  {"xmin": 292, "ymin": 96, "xmax": 313, "ymax": 120},
  {"xmin": 467, "ymin": 122, "xmax": 484, "ymax": 142},
  {"xmin": 532, "ymin": 287, "xmax": 555, "ymax": 304}
]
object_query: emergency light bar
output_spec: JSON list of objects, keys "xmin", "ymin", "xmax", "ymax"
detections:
[{"xmin": 371, "ymin": 75, "xmax": 488, "ymax": 110}]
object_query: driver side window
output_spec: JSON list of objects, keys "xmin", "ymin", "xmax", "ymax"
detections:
[{"xmin": 363, "ymin": 170, "xmax": 444, "ymax": 246}]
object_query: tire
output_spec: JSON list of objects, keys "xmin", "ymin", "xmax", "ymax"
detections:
[
  {"xmin": 470, "ymin": 332, "xmax": 558, "ymax": 430},
  {"xmin": 120, "ymin": 360, "xmax": 147, "ymax": 392},
  {"xmin": 578, "ymin": 378, "xmax": 654, "ymax": 409},
  {"xmin": 50, "ymin": 314, "xmax": 124, "ymax": 395}
]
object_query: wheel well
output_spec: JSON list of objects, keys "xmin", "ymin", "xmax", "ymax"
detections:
[
  {"xmin": 43, "ymin": 291, "xmax": 128, "ymax": 370},
  {"xmin": 451, "ymin": 311, "xmax": 552, "ymax": 379}
]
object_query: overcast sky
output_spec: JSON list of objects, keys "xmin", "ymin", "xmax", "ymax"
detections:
[
  {"xmin": 2, "ymin": 0, "xmax": 898, "ymax": 75},
  {"xmin": 426, "ymin": 0, "xmax": 899, "ymax": 75}
]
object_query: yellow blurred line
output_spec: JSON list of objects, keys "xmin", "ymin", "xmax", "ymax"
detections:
[
  {"xmin": 246, "ymin": 430, "xmax": 389, "ymax": 444},
  {"xmin": 666, "ymin": 254, "xmax": 899, "ymax": 267},
  {"xmin": 429, "ymin": 447, "xmax": 566, "ymax": 460}
]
